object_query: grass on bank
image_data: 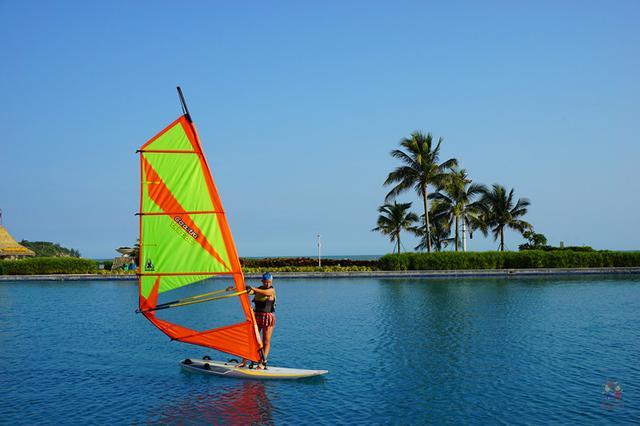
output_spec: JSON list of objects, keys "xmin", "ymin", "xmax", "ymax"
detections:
[{"xmin": 97, "ymin": 266, "xmax": 375, "ymax": 274}]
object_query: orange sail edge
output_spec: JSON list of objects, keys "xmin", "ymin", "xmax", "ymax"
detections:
[
  {"xmin": 143, "ymin": 313, "xmax": 263, "ymax": 362},
  {"xmin": 139, "ymin": 278, "xmax": 261, "ymax": 361}
]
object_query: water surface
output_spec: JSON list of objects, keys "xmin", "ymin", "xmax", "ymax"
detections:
[{"xmin": 1, "ymin": 276, "xmax": 638, "ymax": 424}]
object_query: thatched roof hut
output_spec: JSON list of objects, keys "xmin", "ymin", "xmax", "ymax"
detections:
[{"xmin": 0, "ymin": 226, "xmax": 36, "ymax": 259}]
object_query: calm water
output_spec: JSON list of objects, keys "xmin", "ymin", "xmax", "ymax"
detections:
[{"xmin": 1, "ymin": 276, "xmax": 639, "ymax": 424}]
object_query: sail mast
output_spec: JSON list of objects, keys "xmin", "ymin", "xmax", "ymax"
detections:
[{"xmin": 176, "ymin": 86, "xmax": 192, "ymax": 122}]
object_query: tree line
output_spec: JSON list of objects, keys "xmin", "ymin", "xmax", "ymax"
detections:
[
  {"xmin": 20, "ymin": 240, "xmax": 81, "ymax": 258},
  {"xmin": 373, "ymin": 131, "xmax": 536, "ymax": 253}
]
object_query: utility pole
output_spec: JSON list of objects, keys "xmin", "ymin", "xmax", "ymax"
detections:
[
  {"xmin": 461, "ymin": 220, "xmax": 467, "ymax": 252},
  {"xmin": 317, "ymin": 234, "xmax": 321, "ymax": 268}
]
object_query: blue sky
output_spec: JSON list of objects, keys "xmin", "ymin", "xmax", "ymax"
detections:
[{"xmin": 1, "ymin": 1, "xmax": 639, "ymax": 258}]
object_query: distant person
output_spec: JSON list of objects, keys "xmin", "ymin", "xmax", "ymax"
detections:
[{"xmin": 228, "ymin": 272, "xmax": 276, "ymax": 369}]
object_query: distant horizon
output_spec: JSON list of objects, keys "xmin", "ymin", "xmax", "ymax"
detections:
[{"xmin": 87, "ymin": 249, "xmax": 640, "ymax": 262}]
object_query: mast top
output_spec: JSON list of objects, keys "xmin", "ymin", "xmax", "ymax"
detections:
[{"xmin": 176, "ymin": 86, "xmax": 192, "ymax": 123}]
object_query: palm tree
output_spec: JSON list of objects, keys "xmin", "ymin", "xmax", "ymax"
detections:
[
  {"xmin": 372, "ymin": 202, "xmax": 419, "ymax": 254},
  {"xmin": 384, "ymin": 132, "xmax": 457, "ymax": 252},
  {"xmin": 411, "ymin": 200, "xmax": 453, "ymax": 252},
  {"xmin": 429, "ymin": 168, "xmax": 486, "ymax": 251},
  {"xmin": 479, "ymin": 184, "xmax": 531, "ymax": 251}
]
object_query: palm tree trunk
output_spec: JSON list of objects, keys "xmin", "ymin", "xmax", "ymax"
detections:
[
  {"xmin": 423, "ymin": 185, "xmax": 431, "ymax": 253},
  {"xmin": 500, "ymin": 228, "xmax": 504, "ymax": 251},
  {"xmin": 397, "ymin": 232, "xmax": 401, "ymax": 254},
  {"xmin": 455, "ymin": 213, "xmax": 459, "ymax": 252}
]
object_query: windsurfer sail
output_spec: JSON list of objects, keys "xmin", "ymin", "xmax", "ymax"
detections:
[{"xmin": 136, "ymin": 87, "xmax": 263, "ymax": 362}]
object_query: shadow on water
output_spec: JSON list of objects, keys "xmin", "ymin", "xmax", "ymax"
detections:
[{"xmin": 147, "ymin": 379, "xmax": 274, "ymax": 425}]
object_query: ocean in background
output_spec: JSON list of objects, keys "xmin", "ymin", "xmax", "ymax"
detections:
[{"xmin": 1, "ymin": 276, "xmax": 638, "ymax": 424}]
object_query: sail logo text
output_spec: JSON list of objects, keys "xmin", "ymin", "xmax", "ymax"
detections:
[{"xmin": 173, "ymin": 216, "xmax": 199, "ymax": 240}]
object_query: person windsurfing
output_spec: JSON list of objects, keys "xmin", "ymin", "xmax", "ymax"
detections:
[{"xmin": 228, "ymin": 272, "xmax": 276, "ymax": 369}]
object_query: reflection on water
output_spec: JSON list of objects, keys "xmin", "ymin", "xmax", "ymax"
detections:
[
  {"xmin": 149, "ymin": 379, "xmax": 273, "ymax": 425},
  {"xmin": 372, "ymin": 277, "xmax": 640, "ymax": 421}
]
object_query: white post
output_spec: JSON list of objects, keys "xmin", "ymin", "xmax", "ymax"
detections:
[
  {"xmin": 317, "ymin": 234, "xmax": 321, "ymax": 267},
  {"xmin": 462, "ymin": 220, "xmax": 467, "ymax": 252}
]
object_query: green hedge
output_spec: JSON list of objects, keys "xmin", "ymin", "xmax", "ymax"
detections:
[
  {"xmin": 240, "ymin": 257, "xmax": 377, "ymax": 268},
  {"xmin": 0, "ymin": 257, "xmax": 98, "ymax": 275},
  {"xmin": 378, "ymin": 251, "xmax": 640, "ymax": 270}
]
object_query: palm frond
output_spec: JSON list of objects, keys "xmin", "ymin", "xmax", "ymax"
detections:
[
  {"xmin": 439, "ymin": 157, "xmax": 458, "ymax": 170},
  {"xmin": 390, "ymin": 149, "xmax": 419, "ymax": 168}
]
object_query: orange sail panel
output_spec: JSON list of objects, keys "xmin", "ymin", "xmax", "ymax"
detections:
[{"xmin": 138, "ymin": 115, "xmax": 262, "ymax": 361}]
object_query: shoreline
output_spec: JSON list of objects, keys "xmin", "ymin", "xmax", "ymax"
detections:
[{"xmin": 1, "ymin": 267, "xmax": 640, "ymax": 281}]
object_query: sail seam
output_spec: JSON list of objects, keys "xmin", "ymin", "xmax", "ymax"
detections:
[
  {"xmin": 174, "ymin": 321, "xmax": 253, "ymax": 341},
  {"xmin": 137, "ymin": 211, "xmax": 223, "ymax": 216},
  {"xmin": 139, "ymin": 150, "xmax": 198, "ymax": 153},
  {"xmin": 139, "ymin": 272, "xmax": 241, "ymax": 276}
]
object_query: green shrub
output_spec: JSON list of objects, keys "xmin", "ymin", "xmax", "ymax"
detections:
[
  {"xmin": 378, "ymin": 253, "xmax": 413, "ymax": 270},
  {"xmin": 240, "ymin": 257, "xmax": 378, "ymax": 268},
  {"xmin": 100, "ymin": 260, "xmax": 114, "ymax": 270},
  {"xmin": 0, "ymin": 257, "xmax": 97, "ymax": 275},
  {"xmin": 243, "ymin": 265, "xmax": 374, "ymax": 273},
  {"xmin": 378, "ymin": 250, "xmax": 640, "ymax": 270}
]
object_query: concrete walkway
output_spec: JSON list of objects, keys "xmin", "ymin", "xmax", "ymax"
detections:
[{"xmin": 1, "ymin": 267, "xmax": 640, "ymax": 281}]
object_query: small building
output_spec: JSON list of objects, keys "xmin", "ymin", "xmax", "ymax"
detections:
[
  {"xmin": 112, "ymin": 246, "xmax": 136, "ymax": 270},
  {"xmin": 0, "ymin": 225, "xmax": 36, "ymax": 259}
]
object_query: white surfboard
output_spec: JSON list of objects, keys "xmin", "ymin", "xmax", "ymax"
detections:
[{"xmin": 180, "ymin": 358, "xmax": 328, "ymax": 380}]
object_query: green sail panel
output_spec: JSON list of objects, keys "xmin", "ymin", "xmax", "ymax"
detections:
[
  {"xmin": 138, "ymin": 117, "xmax": 239, "ymax": 294},
  {"xmin": 142, "ymin": 152, "xmax": 214, "ymax": 214},
  {"xmin": 143, "ymin": 120, "xmax": 194, "ymax": 152},
  {"xmin": 141, "ymin": 213, "xmax": 231, "ymax": 276},
  {"xmin": 140, "ymin": 274, "xmax": 213, "ymax": 299}
]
